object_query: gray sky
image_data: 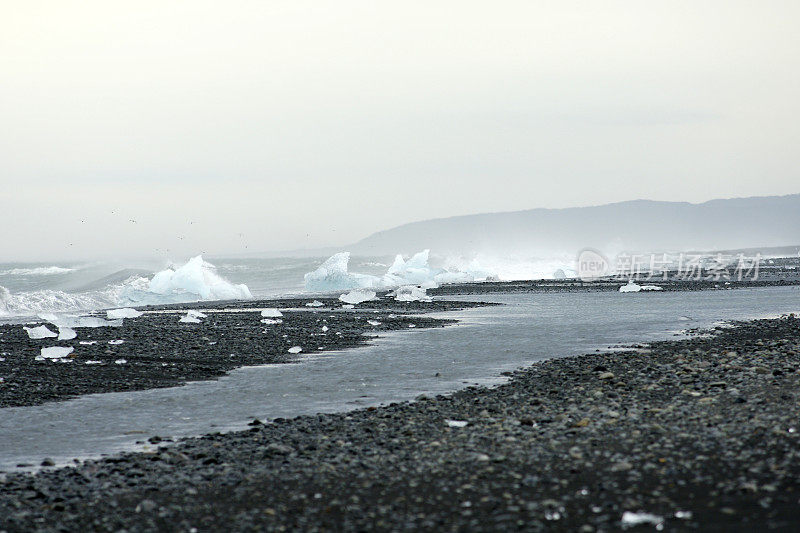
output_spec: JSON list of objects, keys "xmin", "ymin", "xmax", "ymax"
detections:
[{"xmin": 2, "ymin": 1, "xmax": 799, "ymax": 261}]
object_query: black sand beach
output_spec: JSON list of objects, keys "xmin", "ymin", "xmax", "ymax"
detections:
[
  {"xmin": 0, "ymin": 297, "xmax": 491, "ymax": 408},
  {"xmin": 2, "ymin": 283, "xmax": 800, "ymax": 531}
]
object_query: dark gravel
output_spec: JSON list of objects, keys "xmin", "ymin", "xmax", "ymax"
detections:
[
  {"xmin": 0, "ymin": 296, "xmax": 491, "ymax": 408},
  {"xmin": 3, "ymin": 313, "xmax": 800, "ymax": 531},
  {"xmin": 430, "ymin": 277, "xmax": 800, "ymax": 295}
]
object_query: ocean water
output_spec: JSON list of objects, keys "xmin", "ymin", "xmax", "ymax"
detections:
[
  {"xmin": 1, "ymin": 285, "xmax": 798, "ymax": 471},
  {"xmin": 0, "ymin": 252, "xmax": 582, "ymax": 321},
  {"xmin": 0, "ymin": 256, "xmax": 381, "ymax": 320}
]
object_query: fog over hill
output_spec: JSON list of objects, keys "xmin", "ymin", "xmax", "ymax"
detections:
[{"xmin": 351, "ymin": 194, "xmax": 800, "ymax": 257}]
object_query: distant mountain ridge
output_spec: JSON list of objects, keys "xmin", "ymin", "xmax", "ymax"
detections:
[{"xmin": 352, "ymin": 194, "xmax": 800, "ymax": 256}]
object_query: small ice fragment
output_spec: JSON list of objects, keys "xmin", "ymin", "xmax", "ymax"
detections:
[
  {"xmin": 79, "ymin": 341, "xmax": 97, "ymax": 345},
  {"xmin": 321, "ymin": 325, "xmax": 329, "ymax": 332},
  {"xmin": 114, "ymin": 359, "xmax": 127, "ymax": 364},
  {"xmin": 619, "ymin": 281, "xmax": 641, "ymax": 293},
  {"xmin": 621, "ymin": 511, "xmax": 664, "ymax": 528},
  {"xmin": 446, "ymin": 420, "xmax": 468, "ymax": 428},
  {"xmin": 392, "ymin": 285, "xmax": 431, "ymax": 302},
  {"xmin": 40, "ymin": 346, "xmax": 74, "ymax": 359},
  {"xmin": 24, "ymin": 325, "xmax": 58, "ymax": 339},
  {"xmin": 179, "ymin": 310, "xmax": 206, "ymax": 323},
  {"xmin": 287, "ymin": 346, "xmax": 302, "ymax": 354},
  {"xmin": 107, "ymin": 308, "xmax": 143, "ymax": 319},
  {"xmin": 408, "ymin": 324, "xmax": 416, "ymax": 328},
  {"xmin": 341, "ymin": 304, "xmax": 355, "ymax": 309},
  {"xmin": 39, "ymin": 313, "xmax": 122, "ymax": 328},
  {"xmin": 674, "ymin": 510, "xmax": 693, "ymax": 520},
  {"xmin": 108, "ymin": 340, "xmax": 125, "ymax": 345},
  {"xmin": 57, "ymin": 327, "xmax": 77, "ymax": 340},
  {"xmin": 261, "ymin": 308, "xmax": 283, "ymax": 318},
  {"xmin": 84, "ymin": 360, "xmax": 102, "ymax": 365},
  {"xmin": 261, "ymin": 318, "xmax": 283, "ymax": 325},
  {"xmin": 367, "ymin": 320, "xmax": 381, "ymax": 326},
  {"xmin": 305, "ymin": 300, "xmax": 324, "ymax": 307},
  {"xmin": 338, "ymin": 289, "xmax": 376, "ymax": 305},
  {"xmin": 619, "ymin": 281, "xmax": 663, "ymax": 293}
]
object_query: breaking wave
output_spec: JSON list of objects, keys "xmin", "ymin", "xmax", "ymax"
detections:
[
  {"xmin": 0, "ymin": 266, "xmax": 74, "ymax": 276},
  {"xmin": 0, "ymin": 256, "xmax": 252, "ymax": 320}
]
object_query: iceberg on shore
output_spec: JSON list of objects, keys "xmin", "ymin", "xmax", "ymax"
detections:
[
  {"xmin": 303, "ymin": 252, "xmax": 379, "ymax": 292},
  {"xmin": 619, "ymin": 281, "xmax": 663, "ymax": 293},
  {"xmin": 149, "ymin": 256, "xmax": 252, "ymax": 301},
  {"xmin": 391, "ymin": 285, "xmax": 432, "ymax": 302},
  {"xmin": 24, "ymin": 325, "xmax": 58, "ymax": 339},
  {"xmin": 107, "ymin": 308, "xmax": 143, "ymax": 319},
  {"xmin": 339, "ymin": 289, "xmax": 376, "ymax": 305},
  {"xmin": 304, "ymin": 249, "xmax": 497, "ymax": 293}
]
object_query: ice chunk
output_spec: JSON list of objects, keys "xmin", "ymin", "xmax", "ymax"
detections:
[
  {"xmin": 57, "ymin": 327, "xmax": 77, "ymax": 340},
  {"xmin": 304, "ymin": 252, "xmax": 379, "ymax": 292},
  {"xmin": 339, "ymin": 289, "xmax": 376, "ymax": 305},
  {"xmin": 619, "ymin": 281, "xmax": 663, "ymax": 293},
  {"xmin": 79, "ymin": 340, "xmax": 97, "ymax": 345},
  {"xmin": 108, "ymin": 339, "xmax": 125, "ymax": 345},
  {"xmin": 114, "ymin": 359, "xmax": 127, "ymax": 364},
  {"xmin": 392, "ymin": 285, "xmax": 431, "ymax": 302},
  {"xmin": 261, "ymin": 309, "xmax": 283, "ymax": 317},
  {"xmin": 179, "ymin": 310, "xmax": 206, "ymax": 323},
  {"xmin": 446, "ymin": 420, "xmax": 468, "ymax": 428},
  {"xmin": 341, "ymin": 304, "xmax": 355, "ymax": 309},
  {"xmin": 321, "ymin": 325, "xmax": 329, "ymax": 332},
  {"xmin": 84, "ymin": 360, "xmax": 102, "ymax": 365},
  {"xmin": 261, "ymin": 318, "xmax": 282, "ymax": 325},
  {"xmin": 305, "ymin": 300, "xmax": 324, "ymax": 307},
  {"xmin": 149, "ymin": 255, "xmax": 252, "ymax": 301},
  {"xmin": 621, "ymin": 511, "xmax": 663, "ymax": 528},
  {"xmin": 367, "ymin": 320, "xmax": 381, "ymax": 326},
  {"xmin": 107, "ymin": 308, "xmax": 143, "ymax": 319},
  {"xmin": 0, "ymin": 286, "xmax": 10, "ymax": 316},
  {"xmin": 287, "ymin": 346, "xmax": 302, "ymax": 354},
  {"xmin": 39, "ymin": 346, "xmax": 74, "ymax": 359},
  {"xmin": 24, "ymin": 325, "xmax": 58, "ymax": 339},
  {"xmin": 39, "ymin": 313, "xmax": 122, "ymax": 328}
]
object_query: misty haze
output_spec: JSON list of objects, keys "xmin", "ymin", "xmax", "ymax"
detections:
[{"xmin": 2, "ymin": 2, "xmax": 799, "ymax": 531}]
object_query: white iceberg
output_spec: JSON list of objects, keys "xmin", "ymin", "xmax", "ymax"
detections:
[
  {"xmin": 619, "ymin": 281, "xmax": 664, "ymax": 293},
  {"xmin": 392, "ymin": 285, "xmax": 431, "ymax": 302},
  {"xmin": 304, "ymin": 249, "xmax": 498, "ymax": 293},
  {"xmin": 339, "ymin": 289, "xmax": 376, "ymax": 305},
  {"xmin": 39, "ymin": 346, "xmax": 74, "ymax": 359},
  {"xmin": 179, "ymin": 310, "xmax": 206, "ymax": 323},
  {"xmin": 107, "ymin": 308, "xmax": 143, "ymax": 319},
  {"xmin": 149, "ymin": 255, "xmax": 252, "ymax": 301},
  {"xmin": 39, "ymin": 313, "xmax": 122, "ymax": 328},
  {"xmin": 0, "ymin": 286, "xmax": 10, "ymax": 316},
  {"xmin": 24, "ymin": 325, "xmax": 58, "ymax": 339},
  {"xmin": 621, "ymin": 511, "xmax": 664, "ymax": 528},
  {"xmin": 303, "ymin": 252, "xmax": 379, "ymax": 292},
  {"xmin": 261, "ymin": 308, "xmax": 283, "ymax": 318},
  {"xmin": 57, "ymin": 327, "xmax": 77, "ymax": 340}
]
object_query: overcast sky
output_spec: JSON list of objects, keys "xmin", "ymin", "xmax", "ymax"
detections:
[{"xmin": 2, "ymin": 1, "xmax": 799, "ymax": 261}]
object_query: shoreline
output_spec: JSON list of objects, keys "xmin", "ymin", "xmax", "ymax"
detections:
[
  {"xmin": 0, "ymin": 296, "xmax": 492, "ymax": 408},
  {"xmin": 2, "ymin": 312, "xmax": 800, "ymax": 530}
]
